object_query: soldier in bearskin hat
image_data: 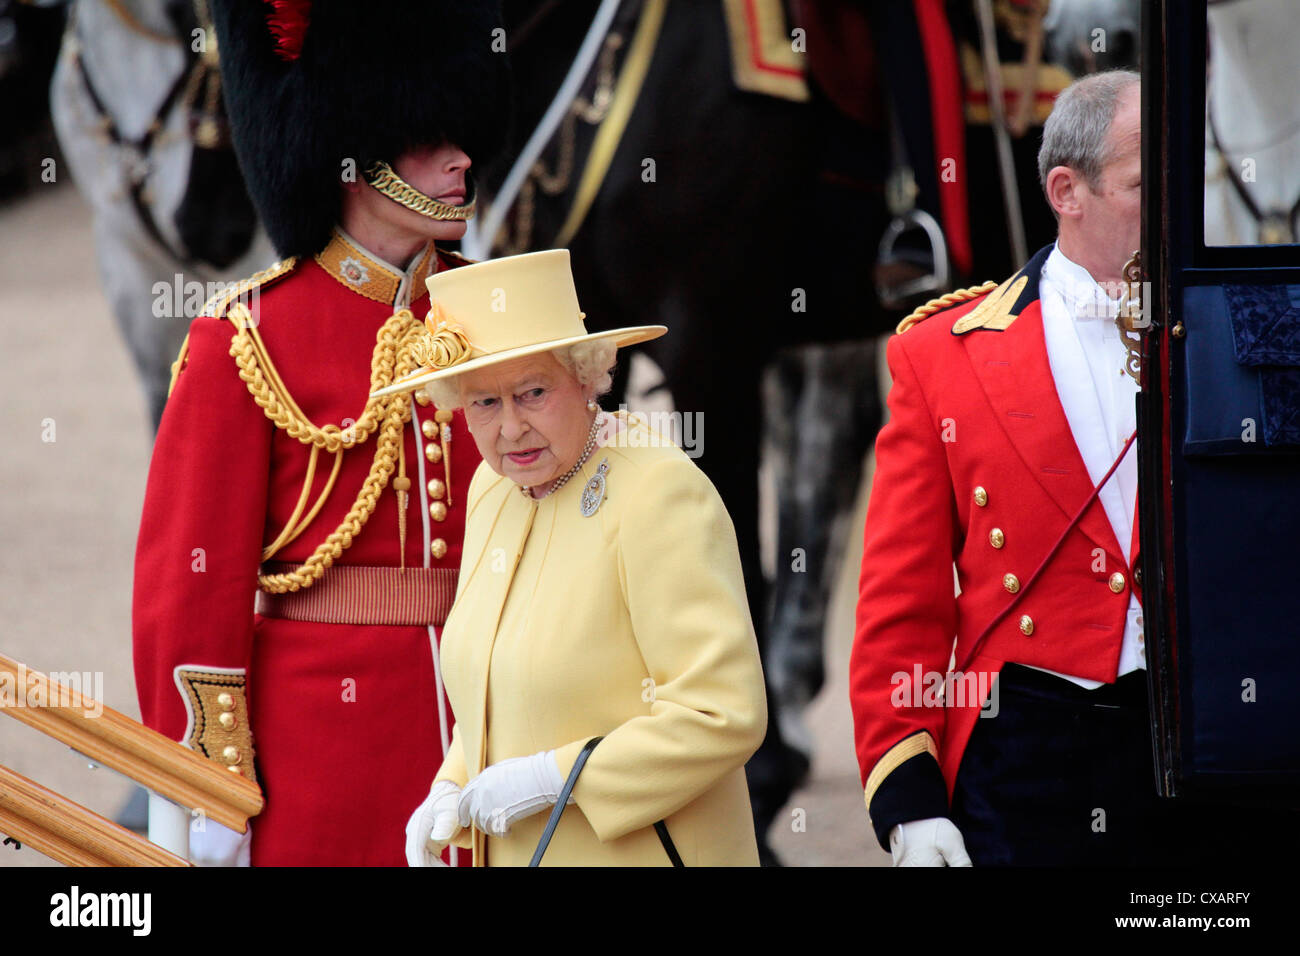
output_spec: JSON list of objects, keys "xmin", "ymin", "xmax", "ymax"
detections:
[{"xmin": 132, "ymin": 0, "xmax": 510, "ymax": 865}]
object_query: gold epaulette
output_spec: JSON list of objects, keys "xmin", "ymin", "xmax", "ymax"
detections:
[
  {"xmin": 167, "ymin": 259, "xmax": 300, "ymax": 397},
  {"xmin": 895, "ymin": 281, "xmax": 999, "ymax": 334},
  {"xmin": 199, "ymin": 257, "xmax": 299, "ymax": 319}
]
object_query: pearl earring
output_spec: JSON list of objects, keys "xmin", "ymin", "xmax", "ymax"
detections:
[{"xmin": 586, "ymin": 398, "xmax": 599, "ymax": 412}]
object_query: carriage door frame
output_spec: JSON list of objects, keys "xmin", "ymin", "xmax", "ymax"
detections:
[{"xmin": 1141, "ymin": 0, "xmax": 1300, "ymax": 802}]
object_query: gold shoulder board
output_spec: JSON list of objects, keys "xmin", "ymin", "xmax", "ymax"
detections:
[
  {"xmin": 199, "ymin": 257, "xmax": 299, "ymax": 319},
  {"xmin": 949, "ymin": 273, "xmax": 1029, "ymax": 334}
]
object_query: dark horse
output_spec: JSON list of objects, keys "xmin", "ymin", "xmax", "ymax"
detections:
[{"xmin": 482, "ymin": 0, "xmax": 896, "ymax": 863}]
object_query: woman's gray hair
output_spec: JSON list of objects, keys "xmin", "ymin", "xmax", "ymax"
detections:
[
  {"xmin": 553, "ymin": 337, "xmax": 618, "ymax": 397},
  {"xmin": 424, "ymin": 337, "xmax": 618, "ymax": 410},
  {"xmin": 1037, "ymin": 69, "xmax": 1140, "ymax": 195}
]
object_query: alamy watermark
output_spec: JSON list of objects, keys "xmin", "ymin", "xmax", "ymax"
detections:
[
  {"xmin": 0, "ymin": 664, "xmax": 104, "ymax": 718},
  {"xmin": 49, "ymin": 886, "xmax": 150, "ymax": 936},
  {"xmin": 1073, "ymin": 278, "xmax": 1152, "ymax": 328},
  {"xmin": 152, "ymin": 274, "xmax": 261, "ymax": 322},
  {"xmin": 890, "ymin": 664, "xmax": 1000, "ymax": 718},
  {"xmin": 606, "ymin": 405, "xmax": 704, "ymax": 458}
]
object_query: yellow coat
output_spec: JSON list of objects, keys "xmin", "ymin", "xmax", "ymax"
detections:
[{"xmin": 433, "ymin": 414, "xmax": 768, "ymax": 865}]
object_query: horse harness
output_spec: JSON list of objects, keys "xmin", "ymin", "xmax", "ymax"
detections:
[
  {"xmin": 66, "ymin": 3, "xmax": 222, "ymax": 264},
  {"xmin": 1207, "ymin": 95, "xmax": 1300, "ymax": 244}
]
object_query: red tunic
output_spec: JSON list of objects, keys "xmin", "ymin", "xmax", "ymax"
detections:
[
  {"xmin": 849, "ymin": 257, "xmax": 1143, "ymax": 845},
  {"xmin": 133, "ymin": 230, "xmax": 479, "ymax": 865}
]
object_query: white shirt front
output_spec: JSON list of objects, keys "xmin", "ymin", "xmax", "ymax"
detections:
[{"xmin": 1030, "ymin": 243, "xmax": 1146, "ymax": 689}]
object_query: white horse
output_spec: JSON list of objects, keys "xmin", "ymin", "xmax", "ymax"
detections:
[
  {"xmin": 1204, "ymin": 0, "xmax": 1300, "ymax": 246},
  {"xmin": 49, "ymin": 0, "xmax": 274, "ymax": 429}
]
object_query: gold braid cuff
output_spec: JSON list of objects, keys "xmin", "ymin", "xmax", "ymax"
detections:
[
  {"xmin": 228, "ymin": 306, "xmax": 428, "ymax": 593},
  {"xmin": 863, "ymin": 730, "xmax": 939, "ymax": 814},
  {"xmin": 895, "ymin": 281, "xmax": 998, "ymax": 334},
  {"xmin": 176, "ymin": 669, "xmax": 257, "ymax": 785},
  {"xmin": 365, "ymin": 161, "xmax": 476, "ymax": 221}
]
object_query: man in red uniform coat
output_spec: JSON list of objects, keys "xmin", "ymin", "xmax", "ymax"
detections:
[
  {"xmin": 850, "ymin": 71, "xmax": 1175, "ymax": 865},
  {"xmin": 132, "ymin": 0, "xmax": 509, "ymax": 865}
]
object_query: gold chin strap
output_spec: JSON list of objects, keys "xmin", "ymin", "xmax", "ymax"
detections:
[{"xmin": 364, "ymin": 161, "xmax": 477, "ymax": 221}]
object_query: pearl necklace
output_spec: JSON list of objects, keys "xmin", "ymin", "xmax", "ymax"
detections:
[{"xmin": 520, "ymin": 412, "xmax": 604, "ymax": 499}]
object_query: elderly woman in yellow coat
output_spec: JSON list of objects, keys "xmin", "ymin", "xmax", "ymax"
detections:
[{"xmin": 379, "ymin": 249, "xmax": 768, "ymax": 866}]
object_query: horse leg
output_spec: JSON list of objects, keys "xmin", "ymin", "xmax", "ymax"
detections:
[{"xmin": 763, "ymin": 339, "xmax": 882, "ymax": 763}]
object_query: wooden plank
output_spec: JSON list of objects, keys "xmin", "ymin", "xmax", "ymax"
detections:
[
  {"xmin": 0, "ymin": 764, "xmax": 189, "ymax": 867},
  {"xmin": 0, "ymin": 653, "xmax": 262, "ymax": 832}
]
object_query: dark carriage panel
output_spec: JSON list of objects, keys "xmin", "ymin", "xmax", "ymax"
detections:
[
  {"xmin": 1181, "ymin": 283, "xmax": 1300, "ymax": 455},
  {"xmin": 1173, "ymin": 457, "xmax": 1300, "ymax": 774},
  {"xmin": 1140, "ymin": 0, "xmax": 1300, "ymax": 803}
]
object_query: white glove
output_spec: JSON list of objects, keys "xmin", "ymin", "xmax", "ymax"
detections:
[
  {"xmin": 457, "ymin": 750, "xmax": 569, "ymax": 838},
  {"xmin": 405, "ymin": 780, "xmax": 463, "ymax": 867},
  {"xmin": 889, "ymin": 817, "xmax": 972, "ymax": 867},
  {"xmin": 188, "ymin": 818, "xmax": 252, "ymax": 867}
]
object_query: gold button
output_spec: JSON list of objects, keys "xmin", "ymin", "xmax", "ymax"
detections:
[
  {"xmin": 973, "ymin": 486, "xmax": 988, "ymax": 507},
  {"xmin": 421, "ymin": 420, "xmax": 438, "ymax": 440},
  {"xmin": 1019, "ymin": 615, "xmax": 1034, "ymax": 636},
  {"xmin": 429, "ymin": 501, "xmax": 447, "ymax": 522},
  {"xmin": 1109, "ymin": 572, "xmax": 1126, "ymax": 593},
  {"xmin": 415, "ymin": 389, "xmax": 431, "ymax": 407},
  {"xmin": 427, "ymin": 478, "xmax": 446, "ymax": 500},
  {"xmin": 1134, "ymin": 566, "xmax": 1142, "ymax": 586},
  {"xmin": 989, "ymin": 528, "xmax": 1005, "ymax": 549},
  {"xmin": 430, "ymin": 538, "xmax": 447, "ymax": 559},
  {"xmin": 218, "ymin": 712, "xmax": 236, "ymax": 731},
  {"xmin": 222, "ymin": 746, "xmax": 241, "ymax": 765},
  {"xmin": 1003, "ymin": 573, "xmax": 1020, "ymax": 594},
  {"xmin": 216, "ymin": 692, "xmax": 235, "ymax": 712},
  {"xmin": 434, "ymin": 409, "xmax": 454, "ymax": 424},
  {"xmin": 1137, "ymin": 631, "xmax": 1145, "ymax": 644},
  {"xmin": 424, "ymin": 443, "xmax": 443, "ymax": 463}
]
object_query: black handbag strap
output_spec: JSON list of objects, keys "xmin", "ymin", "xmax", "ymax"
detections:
[
  {"xmin": 653, "ymin": 821, "xmax": 685, "ymax": 867},
  {"xmin": 528, "ymin": 736, "xmax": 684, "ymax": 867},
  {"xmin": 529, "ymin": 737, "xmax": 601, "ymax": 866}
]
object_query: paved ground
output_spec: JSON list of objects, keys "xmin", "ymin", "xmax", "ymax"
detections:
[
  {"xmin": 0, "ymin": 183, "xmax": 890, "ymax": 867},
  {"xmin": 0, "ymin": 184, "xmax": 150, "ymax": 867},
  {"xmin": 765, "ymin": 450, "xmax": 892, "ymax": 868}
]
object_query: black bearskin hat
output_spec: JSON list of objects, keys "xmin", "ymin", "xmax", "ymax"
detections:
[{"xmin": 211, "ymin": 0, "xmax": 511, "ymax": 258}]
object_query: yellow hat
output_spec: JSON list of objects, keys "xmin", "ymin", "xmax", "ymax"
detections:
[{"xmin": 371, "ymin": 249, "xmax": 666, "ymax": 398}]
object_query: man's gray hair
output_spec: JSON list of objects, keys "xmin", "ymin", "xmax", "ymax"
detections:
[{"xmin": 1037, "ymin": 69, "xmax": 1140, "ymax": 192}]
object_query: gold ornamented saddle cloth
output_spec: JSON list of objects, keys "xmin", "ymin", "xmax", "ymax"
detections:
[{"xmin": 255, "ymin": 562, "xmax": 459, "ymax": 627}]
